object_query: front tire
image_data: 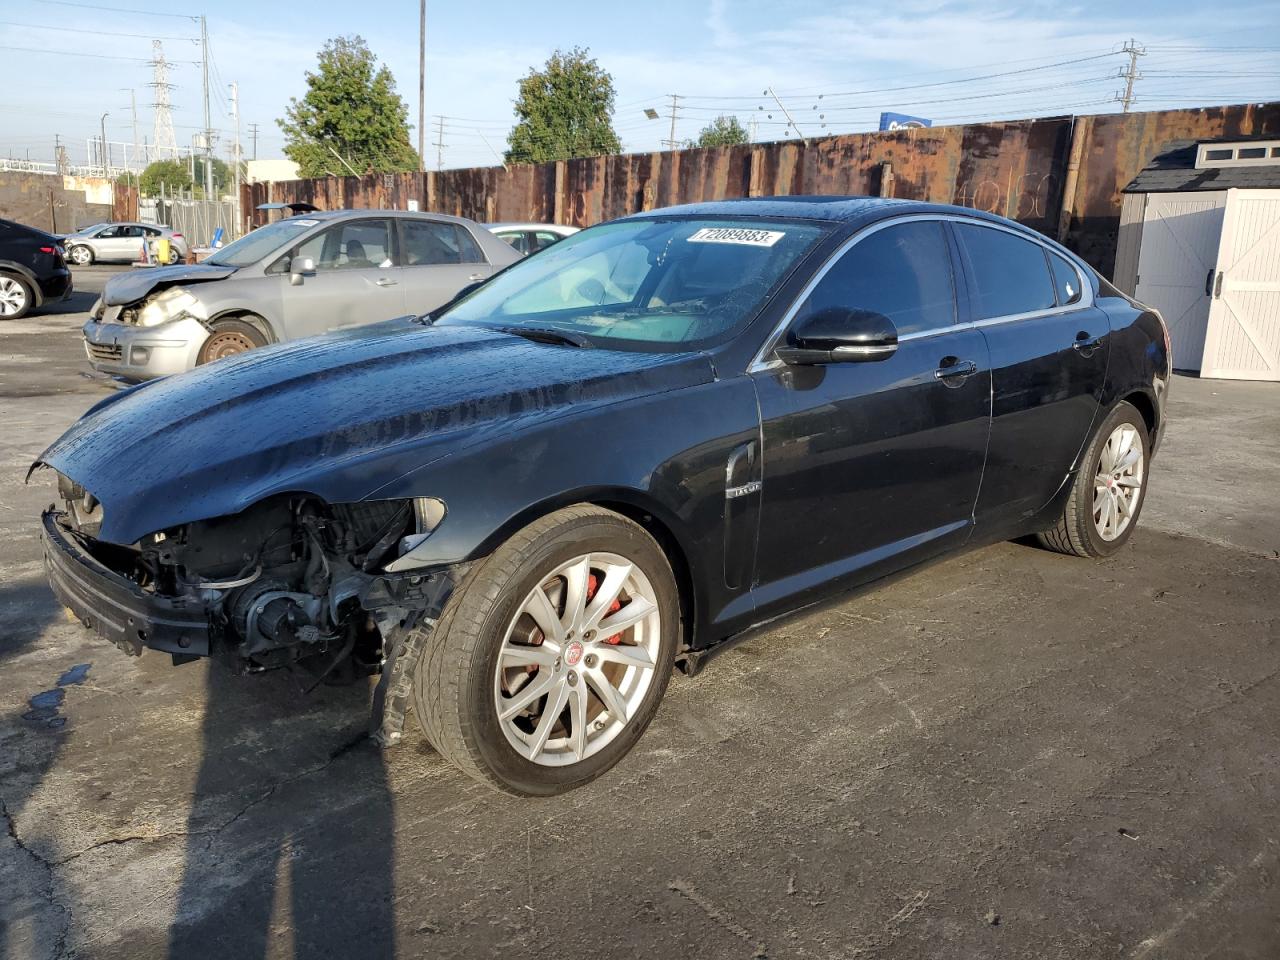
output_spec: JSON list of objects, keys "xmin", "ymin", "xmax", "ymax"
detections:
[
  {"xmin": 1038, "ymin": 401, "xmax": 1149, "ymax": 558},
  {"xmin": 0, "ymin": 273, "xmax": 33, "ymax": 319},
  {"xmin": 196, "ymin": 318, "xmax": 268, "ymax": 365},
  {"xmin": 412, "ymin": 505, "xmax": 680, "ymax": 796}
]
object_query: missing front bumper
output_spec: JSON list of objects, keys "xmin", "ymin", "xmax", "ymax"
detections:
[{"xmin": 41, "ymin": 509, "xmax": 212, "ymax": 658}]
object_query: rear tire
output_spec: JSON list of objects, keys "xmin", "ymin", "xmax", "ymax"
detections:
[
  {"xmin": 412, "ymin": 505, "xmax": 680, "ymax": 796},
  {"xmin": 0, "ymin": 273, "xmax": 33, "ymax": 320},
  {"xmin": 68, "ymin": 245, "xmax": 94, "ymax": 266},
  {"xmin": 1037, "ymin": 401, "xmax": 1149, "ymax": 558},
  {"xmin": 196, "ymin": 318, "xmax": 268, "ymax": 365}
]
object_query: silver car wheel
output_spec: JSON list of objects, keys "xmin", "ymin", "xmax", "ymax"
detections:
[
  {"xmin": 69, "ymin": 245, "xmax": 92, "ymax": 265},
  {"xmin": 494, "ymin": 552, "xmax": 662, "ymax": 767},
  {"xmin": 0, "ymin": 276, "xmax": 29, "ymax": 317},
  {"xmin": 1093, "ymin": 423, "xmax": 1144, "ymax": 542}
]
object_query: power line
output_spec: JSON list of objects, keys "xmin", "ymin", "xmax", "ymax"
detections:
[
  {"xmin": 31, "ymin": 0, "xmax": 198, "ymax": 18},
  {"xmin": 0, "ymin": 20, "xmax": 198, "ymax": 40},
  {"xmin": 0, "ymin": 42, "xmax": 199, "ymax": 63},
  {"xmin": 1116, "ymin": 39, "xmax": 1146, "ymax": 112}
]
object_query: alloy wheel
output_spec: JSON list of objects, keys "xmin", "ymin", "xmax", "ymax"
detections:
[
  {"xmin": 69, "ymin": 246, "xmax": 91, "ymax": 265},
  {"xmin": 494, "ymin": 553, "xmax": 662, "ymax": 766},
  {"xmin": 0, "ymin": 276, "xmax": 28, "ymax": 317},
  {"xmin": 1093, "ymin": 423, "xmax": 1144, "ymax": 541}
]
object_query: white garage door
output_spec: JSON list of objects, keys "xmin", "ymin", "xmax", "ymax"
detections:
[
  {"xmin": 1202, "ymin": 189, "xmax": 1280, "ymax": 381},
  {"xmin": 1133, "ymin": 191, "xmax": 1226, "ymax": 372}
]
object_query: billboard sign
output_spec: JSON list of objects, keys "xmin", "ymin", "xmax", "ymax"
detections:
[{"xmin": 879, "ymin": 112, "xmax": 933, "ymax": 131}]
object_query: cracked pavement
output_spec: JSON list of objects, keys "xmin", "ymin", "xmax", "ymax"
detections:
[{"xmin": 2, "ymin": 267, "xmax": 1279, "ymax": 959}]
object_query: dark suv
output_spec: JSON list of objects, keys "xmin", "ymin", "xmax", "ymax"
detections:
[{"xmin": 0, "ymin": 218, "xmax": 72, "ymax": 319}]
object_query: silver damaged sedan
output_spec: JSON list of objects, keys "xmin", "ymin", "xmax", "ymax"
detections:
[{"xmin": 83, "ymin": 209, "xmax": 519, "ymax": 380}]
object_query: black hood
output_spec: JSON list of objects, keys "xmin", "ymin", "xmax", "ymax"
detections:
[
  {"xmin": 36, "ymin": 319, "xmax": 715, "ymax": 544},
  {"xmin": 102, "ymin": 263, "xmax": 237, "ymax": 306}
]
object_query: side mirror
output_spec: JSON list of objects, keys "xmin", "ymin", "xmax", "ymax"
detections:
[
  {"xmin": 776, "ymin": 307, "xmax": 898, "ymax": 364},
  {"xmin": 289, "ymin": 256, "xmax": 316, "ymax": 286}
]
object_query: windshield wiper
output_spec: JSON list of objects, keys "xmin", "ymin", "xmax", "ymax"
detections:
[{"xmin": 496, "ymin": 326, "xmax": 591, "ymax": 348}]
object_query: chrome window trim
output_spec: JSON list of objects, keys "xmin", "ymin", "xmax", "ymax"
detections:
[{"xmin": 747, "ymin": 212, "xmax": 1094, "ymax": 373}]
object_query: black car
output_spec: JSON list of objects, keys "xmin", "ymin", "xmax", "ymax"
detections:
[
  {"xmin": 34, "ymin": 197, "xmax": 1170, "ymax": 796},
  {"xmin": 0, "ymin": 218, "xmax": 72, "ymax": 319}
]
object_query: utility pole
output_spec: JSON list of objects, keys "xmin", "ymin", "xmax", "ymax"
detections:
[
  {"xmin": 122, "ymin": 88, "xmax": 138, "ymax": 178},
  {"xmin": 99, "ymin": 112, "xmax": 110, "ymax": 177},
  {"xmin": 1117, "ymin": 38, "xmax": 1145, "ymax": 113},
  {"xmin": 248, "ymin": 122, "xmax": 259, "ymax": 160},
  {"xmin": 418, "ymin": 0, "xmax": 426, "ymax": 172},
  {"xmin": 433, "ymin": 115, "xmax": 446, "ymax": 171},
  {"xmin": 766, "ymin": 87, "xmax": 804, "ymax": 138},
  {"xmin": 662, "ymin": 94, "xmax": 681, "ymax": 149},
  {"xmin": 230, "ymin": 81, "xmax": 242, "ymax": 237},
  {"xmin": 200, "ymin": 15, "xmax": 213, "ymax": 197}
]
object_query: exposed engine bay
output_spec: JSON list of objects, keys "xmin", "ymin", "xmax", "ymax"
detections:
[{"xmin": 48, "ymin": 473, "xmax": 455, "ymax": 690}]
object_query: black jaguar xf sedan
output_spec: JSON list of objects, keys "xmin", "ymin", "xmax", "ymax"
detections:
[{"xmin": 35, "ymin": 196, "xmax": 1170, "ymax": 795}]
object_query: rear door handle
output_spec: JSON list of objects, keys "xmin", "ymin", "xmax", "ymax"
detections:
[
  {"xmin": 1072, "ymin": 331, "xmax": 1104, "ymax": 356},
  {"xmin": 375, "ymin": 277, "xmax": 397, "ymax": 287},
  {"xmin": 934, "ymin": 357, "xmax": 977, "ymax": 385},
  {"xmin": 468, "ymin": 273, "xmax": 486, "ymax": 282}
]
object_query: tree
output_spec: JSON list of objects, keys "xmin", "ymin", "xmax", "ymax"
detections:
[
  {"xmin": 278, "ymin": 35, "xmax": 420, "ymax": 178},
  {"xmin": 138, "ymin": 159, "xmax": 192, "ymax": 196},
  {"xmin": 691, "ymin": 115, "xmax": 749, "ymax": 148},
  {"xmin": 506, "ymin": 47, "xmax": 621, "ymax": 165}
]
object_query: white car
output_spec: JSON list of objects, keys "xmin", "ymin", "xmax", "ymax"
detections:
[
  {"xmin": 63, "ymin": 222, "xmax": 189, "ymax": 266},
  {"xmin": 487, "ymin": 222, "xmax": 579, "ymax": 257}
]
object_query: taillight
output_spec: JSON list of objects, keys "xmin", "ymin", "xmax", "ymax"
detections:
[
  {"xmin": 39, "ymin": 245, "xmax": 55, "ymax": 254},
  {"xmin": 171, "ymin": 233, "xmax": 184, "ymax": 239}
]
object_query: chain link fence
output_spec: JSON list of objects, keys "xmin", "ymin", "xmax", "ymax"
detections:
[{"xmin": 139, "ymin": 198, "xmax": 240, "ymax": 246}]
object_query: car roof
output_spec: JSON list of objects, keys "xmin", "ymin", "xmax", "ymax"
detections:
[
  {"xmin": 623, "ymin": 195, "xmax": 1026, "ymax": 232},
  {"xmin": 487, "ymin": 222, "xmax": 576, "ymax": 231},
  {"xmin": 280, "ymin": 209, "xmax": 481, "ymax": 227}
]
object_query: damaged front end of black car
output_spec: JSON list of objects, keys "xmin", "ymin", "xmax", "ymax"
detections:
[{"xmin": 38, "ymin": 478, "xmax": 459, "ymax": 742}]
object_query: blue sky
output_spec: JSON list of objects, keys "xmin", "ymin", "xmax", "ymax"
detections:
[{"xmin": 2, "ymin": 0, "xmax": 1277, "ymax": 171}]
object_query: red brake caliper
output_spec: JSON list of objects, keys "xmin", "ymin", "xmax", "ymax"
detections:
[{"xmin": 587, "ymin": 573, "xmax": 625, "ymax": 645}]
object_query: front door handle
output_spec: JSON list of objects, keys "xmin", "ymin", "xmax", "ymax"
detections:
[
  {"xmin": 934, "ymin": 357, "xmax": 978, "ymax": 386},
  {"xmin": 1072, "ymin": 331, "xmax": 1104, "ymax": 356},
  {"xmin": 375, "ymin": 277, "xmax": 398, "ymax": 287}
]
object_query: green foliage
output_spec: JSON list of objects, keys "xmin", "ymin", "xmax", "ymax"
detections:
[
  {"xmin": 506, "ymin": 47, "xmax": 621, "ymax": 165},
  {"xmin": 278, "ymin": 35, "xmax": 420, "ymax": 178},
  {"xmin": 691, "ymin": 115, "xmax": 749, "ymax": 148},
  {"xmin": 138, "ymin": 159, "xmax": 192, "ymax": 196}
]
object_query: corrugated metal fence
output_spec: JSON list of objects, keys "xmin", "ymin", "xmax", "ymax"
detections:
[{"xmin": 243, "ymin": 102, "xmax": 1280, "ymax": 278}]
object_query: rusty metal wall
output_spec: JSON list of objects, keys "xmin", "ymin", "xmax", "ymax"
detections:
[{"xmin": 242, "ymin": 102, "xmax": 1280, "ymax": 277}]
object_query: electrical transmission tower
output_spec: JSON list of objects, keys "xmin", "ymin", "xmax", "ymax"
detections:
[
  {"xmin": 661, "ymin": 94, "xmax": 682, "ymax": 149},
  {"xmin": 1116, "ymin": 39, "xmax": 1146, "ymax": 113},
  {"xmin": 149, "ymin": 40, "xmax": 178, "ymax": 160},
  {"xmin": 433, "ymin": 115, "xmax": 446, "ymax": 171}
]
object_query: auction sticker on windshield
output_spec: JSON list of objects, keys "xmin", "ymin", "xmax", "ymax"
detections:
[{"xmin": 686, "ymin": 227, "xmax": 785, "ymax": 247}]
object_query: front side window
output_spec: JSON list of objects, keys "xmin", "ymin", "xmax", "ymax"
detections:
[
  {"xmin": 403, "ymin": 220, "xmax": 483, "ymax": 265},
  {"xmin": 294, "ymin": 219, "xmax": 394, "ymax": 271},
  {"xmin": 955, "ymin": 223, "xmax": 1057, "ymax": 319},
  {"xmin": 793, "ymin": 220, "xmax": 955, "ymax": 336},
  {"xmin": 437, "ymin": 218, "xmax": 826, "ymax": 350}
]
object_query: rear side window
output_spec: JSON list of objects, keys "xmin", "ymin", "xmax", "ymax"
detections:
[
  {"xmin": 402, "ymin": 220, "xmax": 484, "ymax": 265},
  {"xmin": 1048, "ymin": 251, "xmax": 1083, "ymax": 306},
  {"xmin": 956, "ymin": 223, "xmax": 1056, "ymax": 319},
  {"xmin": 494, "ymin": 230, "xmax": 527, "ymax": 255},
  {"xmin": 794, "ymin": 220, "xmax": 956, "ymax": 336}
]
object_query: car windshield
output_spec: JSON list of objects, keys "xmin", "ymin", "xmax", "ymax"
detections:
[
  {"xmin": 205, "ymin": 217, "xmax": 323, "ymax": 267},
  {"xmin": 436, "ymin": 217, "xmax": 827, "ymax": 350}
]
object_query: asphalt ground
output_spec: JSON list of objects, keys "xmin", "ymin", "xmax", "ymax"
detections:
[{"xmin": 2, "ymin": 265, "xmax": 1278, "ymax": 959}]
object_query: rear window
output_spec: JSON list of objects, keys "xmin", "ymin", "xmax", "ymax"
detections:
[{"xmin": 955, "ymin": 223, "xmax": 1057, "ymax": 319}]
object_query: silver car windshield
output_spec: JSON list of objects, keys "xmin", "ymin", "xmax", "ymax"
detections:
[
  {"xmin": 436, "ymin": 218, "xmax": 826, "ymax": 351},
  {"xmin": 205, "ymin": 218, "xmax": 322, "ymax": 268}
]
